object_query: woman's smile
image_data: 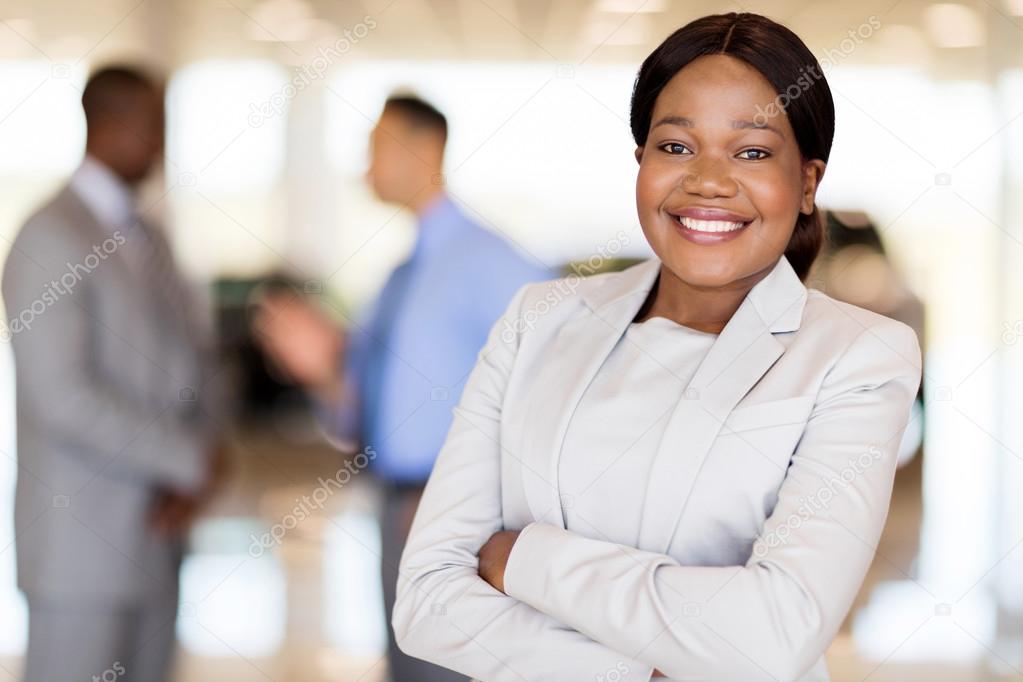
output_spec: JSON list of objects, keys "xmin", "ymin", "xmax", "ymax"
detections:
[{"xmin": 667, "ymin": 205, "xmax": 754, "ymax": 245}]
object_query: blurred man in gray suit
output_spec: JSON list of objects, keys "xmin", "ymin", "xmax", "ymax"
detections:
[{"xmin": 1, "ymin": 66, "xmax": 226, "ymax": 682}]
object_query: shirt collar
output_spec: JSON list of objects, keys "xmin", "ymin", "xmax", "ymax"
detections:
[
  {"xmin": 69, "ymin": 155, "xmax": 136, "ymax": 231},
  {"xmin": 411, "ymin": 193, "xmax": 469, "ymax": 260}
]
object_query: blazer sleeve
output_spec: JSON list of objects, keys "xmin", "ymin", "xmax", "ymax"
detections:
[
  {"xmin": 1, "ymin": 218, "xmax": 207, "ymax": 493},
  {"xmin": 502, "ymin": 318, "xmax": 923, "ymax": 681},
  {"xmin": 392, "ymin": 282, "xmax": 657, "ymax": 682}
]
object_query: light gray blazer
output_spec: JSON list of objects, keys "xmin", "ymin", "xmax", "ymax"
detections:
[
  {"xmin": 2, "ymin": 186, "xmax": 222, "ymax": 603},
  {"xmin": 393, "ymin": 255, "xmax": 922, "ymax": 681}
]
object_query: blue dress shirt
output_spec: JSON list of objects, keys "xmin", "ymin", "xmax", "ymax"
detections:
[{"xmin": 338, "ymin": 194, "xmax": 554, "ymax": 484}]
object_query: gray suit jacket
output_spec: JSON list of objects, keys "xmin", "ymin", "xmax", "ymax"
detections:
[{"xmin": 2, "ymin": 185, "xmax": 223, "ymax": 603}]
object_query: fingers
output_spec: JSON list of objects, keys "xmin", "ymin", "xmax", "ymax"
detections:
[
  {"xmin": 251, "ymin": 290, "xmax": 341, "ymax": 388},
  {"xmin": 251, "ymin": 292, "xmax": 300, "ymax": 349},
  {"xmin": 148, "ymin": 491, "xmax": 200, "ymax": 537}
]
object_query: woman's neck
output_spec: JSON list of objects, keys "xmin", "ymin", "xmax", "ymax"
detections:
[{"xmin": 633, "ymin": 263, "xmax": 772, "ymax": 334}]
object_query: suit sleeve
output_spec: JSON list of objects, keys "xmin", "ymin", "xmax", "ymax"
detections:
[
  {"xmin": 196, "ymin": 344, "xmax": 229, "ymax": 449},
  {"xmin": 502, "ymin": 319, "xmax": 922, "ymax": 681},
  {"xmin": 194, "ymin": 284, "xmax": 230, "ymax": 451},
  {"xmin": 391, "ymin": 282, "xmax": 657, "ymax": 682},
  {"xmin": 2, "ymin": 218, "xmax": 207, "ymax": 492}
]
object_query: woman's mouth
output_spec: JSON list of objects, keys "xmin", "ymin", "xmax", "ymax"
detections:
[{"xmin": 669, "ymin": 213, "xmax": 752, "ymax": 244}]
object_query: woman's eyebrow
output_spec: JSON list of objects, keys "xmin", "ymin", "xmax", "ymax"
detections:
[
  {"xmin": 651, "ymin": 115, "xmax": 784, "ymax": 139},
  {"xmin": 732, "ymin": 119, "xmax": 784, "ymax": 137},
  {"xmin": 651, "ymin": 115, "xmax": 694, "ymax": 129}
]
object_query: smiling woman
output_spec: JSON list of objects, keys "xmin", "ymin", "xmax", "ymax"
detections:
[{"xmin": 392, "ymin": 12, "xmax": 922, "ymax": 682}]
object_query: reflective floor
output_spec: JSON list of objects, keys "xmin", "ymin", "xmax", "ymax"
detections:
[{"xmin": 1, "ymin": 414, "xmax": 1022, "ymax": 682}]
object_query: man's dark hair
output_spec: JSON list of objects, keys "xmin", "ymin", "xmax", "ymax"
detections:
[
  {"xmin": 384, "ymin": 94, "xmax": 448, "ymax": 143},
  {"xmin": 82, "ymin": 66, "xmax": 159, "ymax": 128}
]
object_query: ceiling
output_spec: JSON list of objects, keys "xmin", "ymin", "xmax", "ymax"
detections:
[{"xmin": 0, "ymin": 0, "xmax": 1020, "ymax": 78}]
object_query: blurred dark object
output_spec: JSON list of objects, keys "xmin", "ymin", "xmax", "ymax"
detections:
[
  {"xmin": 823, "ymin": 210, "xmax": 887, "ymax": 254},
  {"xmin": 560, "ymin": 257, "xmax": 644, "ymax": 277},
  {"xmin": 214, "ymin": 273, "xmax": 312, "ymax": 421}
]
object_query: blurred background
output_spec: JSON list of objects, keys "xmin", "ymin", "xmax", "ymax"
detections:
[{"xmin": 1, "ymin": 0, "xmax": 1022, "ymax": 680}]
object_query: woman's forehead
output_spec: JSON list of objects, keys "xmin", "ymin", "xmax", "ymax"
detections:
[
  {"xmin": 659, "ymin": 56, "xmax": 777, "ymax": 106},
  {"xmin": 652, "ymin": 55, "xmax": 790, "ymax": 132}
]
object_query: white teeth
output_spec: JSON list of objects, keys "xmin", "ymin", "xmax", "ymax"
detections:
[{"xmin": 677, "ymin": 216, "xmax": 746, "ymax": 232}]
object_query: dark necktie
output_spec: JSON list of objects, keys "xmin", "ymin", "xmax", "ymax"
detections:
[{"xmin": 126, "ymin": 215, "xmax": 201, "ymax": 340}]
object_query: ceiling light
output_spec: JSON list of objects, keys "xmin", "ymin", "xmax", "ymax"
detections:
[{"xmin": 923, "ymin": 3, "xmax": 985, "ymax": 47}]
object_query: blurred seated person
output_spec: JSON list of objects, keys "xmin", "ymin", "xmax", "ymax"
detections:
[
  {"xmin": 809, "ymin": 209, "xmax": 924, "ymax": 466},
  {"xmin": 809, "ymin": 211, "xmax": 923, "ymax": 331}
]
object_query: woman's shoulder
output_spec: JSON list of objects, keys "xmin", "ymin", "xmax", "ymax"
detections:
[
  {"xmin": 515, "ymin": 258, "xmax": 659, "ymax": 311},
  {"xmin": 803, "ymin": 288, "xmax": 913, "ymax": 334},
  {"xmin": 800, "ymin": 288, "xmax": 921, "ymax": 373},
  {"xmin": 495, "ymin": 261, "xmax": 655, "ymax": 350}
]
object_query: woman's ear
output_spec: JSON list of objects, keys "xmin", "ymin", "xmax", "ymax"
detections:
[
  {"xmin": 634, "ymin": 146, "xmax": 644, "ymax": 164},
  {"xmin": 800, "ymin": 159, "xmax": 826, "ymax": 215}
]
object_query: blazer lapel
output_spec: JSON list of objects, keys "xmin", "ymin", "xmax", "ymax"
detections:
[
  {"xmin": 637, "ymin": 256, "xmax": 809, "ymax": 554},
  {"xmin": 520, "ymin": 259, "xmax": 661, "ymax": 527},
  {"xmin": 56, "ymin": 187, "xmax": 139, "ymax": 286}
]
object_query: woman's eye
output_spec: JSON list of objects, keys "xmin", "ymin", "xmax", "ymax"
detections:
[
  {"xmin": 659, "ymin": 142, "xmax": 691, "ymax": 155},
  {"xmin": 738, "ymin": 148, "xmax": 771, "ymax": 160}
]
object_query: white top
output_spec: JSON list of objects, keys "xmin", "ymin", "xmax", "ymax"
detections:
[
  {"xmin": 558, "ymin": 315, "xmax": 718, "ymax": 546},
  {"xmin": 69, "ymin": 155, "xmax": 136, "ymax": 232}
]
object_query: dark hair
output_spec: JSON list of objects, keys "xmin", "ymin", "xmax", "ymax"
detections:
[
  {"xmin": 630, "ymin": 13, "xmax": 834, "ymax": 281},
  {"xmin": 384, "ymin": 94, "xmax": 448, "ymax": 144},
  {"xmin": 82, "ymin": 65, "xmax": 159, "ymax": 128}
]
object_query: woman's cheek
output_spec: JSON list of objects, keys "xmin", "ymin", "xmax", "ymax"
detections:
[
  {"xmin": 744, "ymin": 172, "xmax": 801, "ymax": 248},
  {"xmin": 637, "ymin": 161, "xmax": 678, "ymax": 215},
  {"xmin": 635, "ymin": 166, "xmax": 659, "ymax": 222}
]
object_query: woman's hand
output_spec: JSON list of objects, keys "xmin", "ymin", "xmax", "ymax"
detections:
[
  {"xmin": 477, "ymin": 529, "xmax": 521, "ymax": 593},
  {"xmin": 480, "ymin": 529, "xmax": 668, "ymax": 676}
]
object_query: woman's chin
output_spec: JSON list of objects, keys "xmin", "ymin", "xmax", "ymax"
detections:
[{"xmin": 659, "ymin": 254, "xmax": 746, "ymax": 290}]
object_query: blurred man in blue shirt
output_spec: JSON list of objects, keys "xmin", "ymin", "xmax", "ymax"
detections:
[{"xmin": 256, "ymin": 95, "xmax": 552, "ymax": 681}]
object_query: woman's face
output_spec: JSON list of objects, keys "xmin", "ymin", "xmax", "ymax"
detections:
[{"xmin": 636, "ymin": 54, "xmax": 825, "ymax": 289}]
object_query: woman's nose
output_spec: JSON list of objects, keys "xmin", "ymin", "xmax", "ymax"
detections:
[{"xmin": 680, "ymin": 155, "xmax": 738, "ymax": 198}]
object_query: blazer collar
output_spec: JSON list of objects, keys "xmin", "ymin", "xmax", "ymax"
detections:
[
  {"xmin": 520, "ymin": 254, "xmax": 809, "ymax": 552},
  {"xmin": 579, "ymin": 254, "xmax": 806, "ymax": 333}
]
